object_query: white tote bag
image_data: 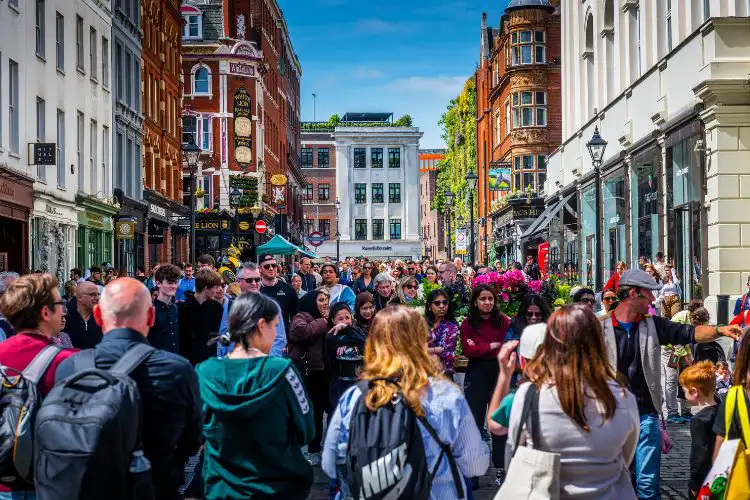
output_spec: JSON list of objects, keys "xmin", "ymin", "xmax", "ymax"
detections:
[{"xmin": 495, "ymin": 384, "xmax": 561, "ymax": 500}]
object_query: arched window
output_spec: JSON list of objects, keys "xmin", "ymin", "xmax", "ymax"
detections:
[
  {"xmin": 192, "ymin": 66, "xmax": 210, "ymax": 95},
  {"xmin": 603, "ymin": 0, "xmax": 615, "ymax": 102},
  {"xmin": 584, "ymin": 12, "xmax": 595, "ymax": 117}
]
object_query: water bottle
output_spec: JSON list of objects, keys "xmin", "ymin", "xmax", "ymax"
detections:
[{"xmin": 129, "ymin": 450, "xmax": 155, "ymax": 500}]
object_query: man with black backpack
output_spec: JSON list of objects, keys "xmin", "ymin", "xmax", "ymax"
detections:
[{"xmin": 43, "ymin": 278, "xmax": 202, "ymax": 500}]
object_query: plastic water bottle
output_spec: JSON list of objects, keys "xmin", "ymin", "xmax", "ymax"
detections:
[
  {"xmin": 129, "ymin": 450, "xmax": 151, "ymax": 473},
  {"xmin": 129, "ymin": 450, "xmax": 155, "ymax": 500}
]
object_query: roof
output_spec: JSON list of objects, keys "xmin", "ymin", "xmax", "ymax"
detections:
[
  {"xmin": 505, "ymin": 0, "xmax": 555, "ymax": 13},
  {"xmin": 341, "ymin": 112, "xmax": 393, "ymax": 123}
]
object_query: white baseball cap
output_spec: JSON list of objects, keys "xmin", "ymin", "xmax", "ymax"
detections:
[{"xmin": 519, "ymin": 323, "xmax": 547, "ymax": 360}]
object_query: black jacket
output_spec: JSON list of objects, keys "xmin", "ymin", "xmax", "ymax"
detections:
[
  {"xmin": 298, "ymin": 271, "xmax": 317, "ymax": 292},
  {"xmin": 148, "ymin": 297, "xmax": 180, "ymax": 353},
  {"xmin": 65, "ymin": 306, "xmax": 103, "ymax": 349},
  {"xmin": 55, "ymin": 328, "xmax": 202, "ymax": 500},
  {"xmin": 178, "ymin": 294, "xmax": 223, "ymax": 365},
  {"xmin": 352, "ymin": 276, "xmax": 375, "ymax": 294}
]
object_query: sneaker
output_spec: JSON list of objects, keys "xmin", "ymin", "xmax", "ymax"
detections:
[
  {"xmin": 310, "ymin": 452, "xmax": 322, "ymax": 467},
  {"xmin": 495, "ymin": 469, "xmax": 506, "ymax": 486},
  {"xmin": 666, "ymin": 414, "xmax": 682, "ymax": 424}
]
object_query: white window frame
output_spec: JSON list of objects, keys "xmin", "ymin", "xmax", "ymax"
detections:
[
  {"xmin": 509, "ymin": 30, "xmax": 546, "ymax": 66},
  {"xmin": 102, "ymin": 125, "xmax": 109, "ymax": 196},
  {"xmin": 182, "ymin": 14, "xmax": 203, "ymax": 40},
  {"xmin": 102, "ymin": 37, "xmax": 109, "ymax": 88},
  {"xmin": 36, "ymin": 0, "xmax": 45, "ymax": 59},
  {"xmin": 55, "ymin": 12, "xmax": 64, "ymax": 71},
  {"xmin": 89, "ymin": 27, "xmax": 97, "ymax": 82},
  {"xmin": 183, "ymin": 116, "xmax": 198, "ymax": 145},
  {"xmin": 199, "ymin": 116, "xmax": 212, "ymax": 150},
  {"xmin": 511, "ymin": 91, "xmax": 547, "ymax": 129},
  {"xmin": 37, "ymin": 97, "xmax": 46, "ymax": 181},
  {"xmin": 77, "ymin": 111, "xmax": 84, "ymax": 192},
  {"xmin": 191, "ymin": 64, "xmax": 211, "ymax": 96},
  {"xmin": 76, "ymin": 15, "xmax": 84, "ymax": 72},
  {"xmin": 9, "ymin": 60, "xmax": 19, "ymax": 154},
  {"xmin": 57, "ymin": 109, "xmax": 66, "ymax": 189}
]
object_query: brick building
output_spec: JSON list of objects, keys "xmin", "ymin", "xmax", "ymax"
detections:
[
  {"xmin": 301, "ymin": 131, "xmax": 337, "ymax": 243},
  {"xmin": 141, "ymin": 0, "xmax": 189, "ymax": 267},
  {"xmin": 419, "ymin": 150, "xmax": 445, "ymax": 260},
  {"xmin": 476, "ymin": 0, "xmax": 562, "ymax": 265},
  {"xmin": 180, "ymin": 0, "xmax": 305, "ymax": 261}
]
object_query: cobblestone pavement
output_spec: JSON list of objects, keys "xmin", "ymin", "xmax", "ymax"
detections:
[{"xmin": 307, "ymin": 421, "xmax": 692, "ymax": 499}]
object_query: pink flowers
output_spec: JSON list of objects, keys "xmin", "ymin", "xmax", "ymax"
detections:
[
  {"xmin": 528, "ymin": 280, "xmax": 543, "ymax": 294},
  {"xmin": 471, "ymin": 270, "xmax": 529, "ymax": 295}
]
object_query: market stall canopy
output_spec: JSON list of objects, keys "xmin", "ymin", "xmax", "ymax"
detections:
[{"xmin": 256, "ymin": 234, "xmax": 317, "ymax": 258}]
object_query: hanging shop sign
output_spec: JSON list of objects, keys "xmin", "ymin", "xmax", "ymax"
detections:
[
  {"xmin": 115, "ymin": 220, "xmax": 135, "ymax": 240},
  {"xmin": 489, "ymin": 163, "xmax": 512, "ymax": 192},
  {"xmin": 455, "ymin": 228, "xmax": 467, "ymax": 255},
  {"xmin": 270, "ymin": 174, "xmax": 287, "ymax": 213},
  {"xmin": 229, "ymin": 175, "xmax": 259, "ymax": 207},
  {"xmin": 147, "ymin": 220, "xmax": 165, "ymax": 244},
  {"xmin": 233, "ymin": 88, "xmax": 253, "ymax": 167},
  {"xmin": 28, "ymin": 143, "xmax": 57, "ymax": 166}
]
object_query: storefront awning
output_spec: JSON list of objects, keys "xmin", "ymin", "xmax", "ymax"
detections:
[{"xmin": 520, "ymin": 193, "xmax": 574, "ymax": 240}]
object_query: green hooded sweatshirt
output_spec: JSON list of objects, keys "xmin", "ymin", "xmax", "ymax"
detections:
[{"xmin": 197, "ymin": 356, "xmax": 315, "ymax": 499}]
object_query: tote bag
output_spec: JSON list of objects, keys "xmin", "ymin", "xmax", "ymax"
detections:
[
  {"xmin": 698, "ymin": 386, "xmax": 750, "ymax": 499},
  {"xmin": 495, "ymin": 384, "xmax": 561, "ymax": 500}
]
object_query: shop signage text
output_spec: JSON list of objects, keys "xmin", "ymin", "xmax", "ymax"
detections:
[
  {"xmin": 676, "ymin": 167, "xmax": 689, "ymax": 177},
  {"xmin": 45, "ymin": 204, "xmax": 61, "ymax": 216},
  {"xmin": 233, "ymin": 88, "xmax": 253, "ymax": 167},
  {"xmin": 149, "ymin": 204, "xmax": 167, "ymax": 218},
  {"xmin": 0, "ymin": 182, "xmax": 14, "ymax": 197},
  {"xmin": 86, "ymin": 212, "xmax": 105, "ymax": 229},
  {"xmin": 195, "ymin": 220, "xmax": 231, "ymax": 231},
  {"xmin": 362, "ymin": 245, "xmax": 393, "ymax": 251},
  {"xmin": 28, "ymin": 143, "xmax": 57, "ymax": 166},
  {"xmin": 228, "ymin": 62, "xmax": 255, "ymax": 78},
  {"xmin": 116, "ymin": 221, "xmax": 135, "ymax": 240}
]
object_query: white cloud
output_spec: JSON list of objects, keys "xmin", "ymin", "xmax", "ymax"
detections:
[
  {"xmin": 386, "ymin": 76, "xmax": 466, "ymax": 95},
  {"xmin": 355, "ymin": 66, "xmax": 384, "ymax": 79}
]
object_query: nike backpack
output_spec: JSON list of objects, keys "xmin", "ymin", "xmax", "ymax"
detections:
[
  {"xmin": 345, "ymin": 378, "xmax": 465, "ymax": 500},
  {"xmin": 33, "ymin": 343, "xmax": 156, "ymax": 500}
]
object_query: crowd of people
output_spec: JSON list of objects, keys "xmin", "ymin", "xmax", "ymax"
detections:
[{"xmin": 0, "ymin": 250, "xmax": 747, "ymax": 500}]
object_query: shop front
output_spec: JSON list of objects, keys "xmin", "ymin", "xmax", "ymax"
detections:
[
  {"xmin": 195, "ymin": 212, "xmax": 235, "ymax": 262},
  {"xmin": 144, "ymin": 190, "xmax": 189, "ymax": 267},
  {"xmin": 602, "ymin": 167, "xmax": 628, "ymax": 285},
  {"xmin": 630, "ymin": 148, "xmax": 662, "ymax": 266},
  {"xmin": 315, "ymin": 240, "xmax": 423, "ymax": 260},
  {"xmin": 114, "ymin": 193, "xmax": 146, "ymax": 276},
  {"xmin": 0, "ymin": 167, "xmax": 33, "ymax": 272},
  {"xmin": 491, "ymin": 196, "xmax": 545, "ymax": 267},
  {"xmin": 75, "ymin": 194, "xmax": 117, "ymax": 271},
  {"xmin": 32, "ymin": 193, "xmax": 78, "ymax": 282}
]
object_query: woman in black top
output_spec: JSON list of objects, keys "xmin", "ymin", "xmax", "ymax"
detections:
[
  {"xmin": 353, "ymin": 292, "xmax": 375, "ymax": 334},
  {"xmin": 326, "ymin": 302, "xmax": 366, "ymax": 409},
  {"xmin": 352, "ymin": 263, "xmax": 375, "ymax": 294}
]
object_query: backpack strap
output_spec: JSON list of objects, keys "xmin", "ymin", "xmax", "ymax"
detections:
[
  {"xmin": 109, "ymin": 343, "xmax": 155, "ymax": 377},
  {"xmin": 511, "ymin": 383, "xmax": 538, "ymax": 456},
  {"xmin": 21, "ymin": 345, "xmax": 62, "ymax": 384},
  {"xmin": 418, "ymin": 414, "xmax": 466, "ymax": 500}
]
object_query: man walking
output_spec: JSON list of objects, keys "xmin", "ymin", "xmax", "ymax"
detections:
[
  {"xmin": 297, "ymin": 257, "xmax": 317, "ymax": 292},
  {"xmin": 178, "ymin": 269, "xmax": 224, "ymax": 365},
  {"xmin": 66, "ymin": 281, "xmax": 103, "ymax": 349},
  {"xmin": 175, "ymin": 263, "xmax": 195, "ymax": 302},
  {"xmin": 233, "ymin": 263, "xmax": 286, "ymax": 356},
  {"xmin": 149, "ymin": 264, "xmax": 181, "ymax": 353},
  {"xmin": 259, "ymin": 255, "xmax": 297, "ymax": 332}
]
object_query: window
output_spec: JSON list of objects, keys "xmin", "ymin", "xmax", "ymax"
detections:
[
  {"xmin": 511, "ymin": 154, "xmax": 547, "ymax": 192},
  {"xmin": 509, "ymin": 30, "xmax": 545, "ymax": 66},
  {"xmin": 301, "ymin": 147, "xmax": 312, "ymax": 167},
  {"xmin": 102, "ymin": 37, "xmax": 109, "ymax": 87},
  {"xmin": 125, "ymin": 52, "xmax": 131, "ymax": 105},
  {"xmin": 303, "ymin": 183, "xmax": 313, "ymax": 202},
  {"xmin": 538, "ymin": 155, "xmax": 547, "ymax": 169},
  {"xmin": 355, "ymin": 220, "xmax": 367, "ymax": 240},
  {"xmin": 304, "ymin": 219, "xmax": 314, "ymax": 235},
  {"xmin": 666, "ymin": 0, "xmax": 673, "ymax": 52},
  {"xmin": 89, "ymin": 28, "xmax": 97, "ymax": 81},
  {"xmin": 126, "ymin": 138, "xmax": 133, "ymax": 195},
  {"xmin": 57, "ymin": 109, "xmax": 66, "ymax": 188},
  {"xmin": 90, "ymin": 120, "xmax": 97, "ymax": 193},
  {"xmin": 319, "ymin": 220, "xmax": 331, "ymax": 239},
  {"xmin": 703, "ymin": 0, "xmax": 710, "ymax": 20},
  {"xmin": 200, "ymin": 117, "xmax": 211, "ymax": 150},
  {"xmin": 76, "ymin": 16, "xmax": 84, "ymax": 71},
  {"xmin": 36, "ymin": 0, "xmax": 45, "ymax": 58},
  {"xmin": 318, "ymin": 183, "xmax": 330, "ymax": 202},
  {"xmin": 372, "ymin": 183, "xmax": 384, "ymax": 203},
  {"xmin": 317, "ymin": 147, "xmax": 330, "ymax": 168},
  {"xmin": 371, "ymin": 148, "xmax": 383, "ymax": 168},
  {"xmin": 115, "ymin": 43, "xmax": 122, "ymax": 99},
  {"xmin": 9, "ymin": 60, "xmax": 19, "ymax": 153},
  {"xmin": 182, "ymin": 116, "xmax": 197, "ymax": 145},
  {"xmin": 55, "ymin": 13, "xmax": 64, "ymax": 71},
  {"xmin": 183, "ymin": 14, "xmax": 202, "ymax": 39},
  {"xmin": 102, "ymin": 126, "xmax": 109, "ymax": 196},
  {"xmin": 193, "ymin": 66, "xmax": 209, "ymax": 95},
  {"xmin": 134, "ymin": 61, "xmax": 140, "ymax": 110},
  {"xmin": 355, "ymin": 183, "xmax": 367, "ymax": 204},
  {"xmin": 77, "ymin": 111, "xmax": 84, "ymax": 191},
  {"xmin": 388, "ymin": 183, "xmax": 402, "ymax": 203},
  {"xmin": 511, "ymin": 91, "xmax": 547, "ymax": 128},
  {"xmin": 354, "ymin": 147, "xmax": 366, "ymax": 168},
  {"xmin": 389, "ymin": 219, "xmax": 402, "ymax": 240},
  {"xmin": 372, "ymin": 219, "xmax": 384, "ymax": 240},
  {"xmin": 37, "ymin": 98, "xmax": 46, "ymax": 181},
  {"xmin": 388, "ymin": 148, "xmax": 400, "ymax": 168}
]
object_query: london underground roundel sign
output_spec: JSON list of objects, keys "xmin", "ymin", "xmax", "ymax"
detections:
[{"xmin": 308, "ymin": 231, "xmax": 325, "ymax": 247}]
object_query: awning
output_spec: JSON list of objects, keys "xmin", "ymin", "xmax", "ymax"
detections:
[
  {"xmin": 520, "ymin": 193, "xmax": 574, "ymax": 240},
  {"xmin": 256, "ymin": 234, "xmax": 317, "ymax": 257}
]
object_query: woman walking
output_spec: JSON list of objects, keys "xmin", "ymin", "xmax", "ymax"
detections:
[
  {"xmin": 505, "ymin": 304, "xmax": 639, "ymax": 499},
  {"xmin": 425, "ymin": 288, "xmax": 459, "ymax": 378},
  {"xmin": 353, "ymin": 292, "xmax": 375, "ymax": 334},
  {"xmin": 196, "ymin": 293, "xmax": 315, "ymax": 499},
  {"xmin": 658, "ymin": 265, "xmax": 682, "ymax": 319},
  {"xmin": 461, "ymin": 284, "xmax": 511, "ymax": 485}
]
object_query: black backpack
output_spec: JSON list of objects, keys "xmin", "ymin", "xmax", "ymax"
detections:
[
  {"xmin": 0, "ymin": 345, "xmax": 61, "ymax": 486},
  {"xmin": 34, "ymin": 343, "xmax": 156, "ymax": 500},
  {"xmin": 346, "ymin": 378, "xmax": 465, "ymax": 500}
]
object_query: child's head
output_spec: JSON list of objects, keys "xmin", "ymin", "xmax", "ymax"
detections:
[
  {"xmin": 679, "ymin": 361, "xmax": 716, "ymax": 404},
  {"xmin": 716, "ymin": 360, "xmax": 729, "ymax": 377}
]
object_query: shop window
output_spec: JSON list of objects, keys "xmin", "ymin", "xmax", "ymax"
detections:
[
  {"xmin": 389, "ymin": 219, "xmax": 402, "ymax": 240},
  {"xmin": 355, "ymin": 183, "xmax": 366, "ymax": 203},
  {"xmin": 301, "ymin": 147, "xmax": 312, "ymax": 167},
  {"xmin": 603, "ymin": 172, "xmax": 627, "ymax": 283},
  {"xmin": 354, "ymin": 148, "xmax": 366, "ymax": 168},
  {"xmin": 354, "ymin": 220, "xmax": 367, "ymax": 240},
  {"xmin": 372, "ymin": 183, "xmax": 384, "ymax": 203},
  {"xmin": 509, "ymin": 30, "xmax": 546, "ymax": 66},
  {"xmin": 580, "ymin": 184, "xmax": 597, "ymax": 288},
  {"xmin": 631, "ymin": 163, "xmax": 660, "ymax": 264},
  {"xmin": 511, "ymin": 91, "xmax": 546, "ymax": 129},
  {"xmin": 372, "ymin": 219, "xmax": 384, "ymax": 240}
]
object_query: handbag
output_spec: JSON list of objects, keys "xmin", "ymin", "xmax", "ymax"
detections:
[
  {"xmin": 661, "ymin": 416, "xmax": 673, "ymax": 454},
  {"xmin": 495, "ymin": 384, "xmax": 561, "ymax": 500},
  {"xmin": 697, "ymin": 386, "xmax": 750, "ymax": 499}
]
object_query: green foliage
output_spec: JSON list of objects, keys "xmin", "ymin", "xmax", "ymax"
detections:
[
  {"xmin": 394, "ymin": 114, "xmax": 413, "ymax": 127},
  {"xmin": 328, "ymin": 114, "xmax": 341, "ymax": 125},
  {"xmin": 432, "ymin": 78, "xmax": 478, "ymax": 248}
]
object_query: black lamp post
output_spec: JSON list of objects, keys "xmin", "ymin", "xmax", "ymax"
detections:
[
  {"xmin": 480, "ymin": 217, "xmax": 488, "ymax": 264},
  {"xmin": 465, "ymin": 170, "xmax": 478, "ymax": 264},
  {"xmin": 335, "ymin": 198, "xmax": 341, "ymax": 262},
  {"xmin": 444, "ymin": 189, "xmax": 454, "ymax": 260},
  {"xmin": 586, "ymin": 126, "xmax": 608, "ymax": 291},
  {"xmin": 182, "ymin": 141, "xmax": 201, "ymax": 263},
  {"xmin": 229, "ymin": 186, "xmax": 242, "ymax": 247}
]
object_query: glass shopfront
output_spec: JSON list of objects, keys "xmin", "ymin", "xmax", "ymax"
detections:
[
  {"xmin": 631, "ymin": 159, "xmax": 660, "ymax": 264},
  {"xmin": 602, "ymin": 171, "xmax": 627, "ymax": 284},
  {"xmin": 580, "ymin": 184, "xmax": 597, "ymax": 288}
]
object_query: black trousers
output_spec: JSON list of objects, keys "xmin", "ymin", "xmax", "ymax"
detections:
[
  {"xmin": 304, "ymin": 370, "xmax": 330, "ymax": 453},
  {"xmin": 464, "ymin": 358, "xmax": 506, "ymax": 469}
]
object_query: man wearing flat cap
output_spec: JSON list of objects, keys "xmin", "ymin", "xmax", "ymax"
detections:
[{"xmin": 600, "ymin": 268, "xmax": 741, "ymax": 499}]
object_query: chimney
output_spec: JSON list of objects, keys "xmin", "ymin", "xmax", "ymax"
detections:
[{"xmin": 480, "ymin": 12, "xmax": 489, "ymax": 61}]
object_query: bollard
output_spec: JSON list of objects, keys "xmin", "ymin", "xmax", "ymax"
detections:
[{"xmin": 717, "ymin": 295, "xmax": 729, "ymax": 326}]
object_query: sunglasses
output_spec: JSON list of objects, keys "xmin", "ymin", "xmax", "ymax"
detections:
[
  {"xmin": 241, "ymin": 277, "xmax": 262, "ymax": 284},
  {"xmin": 432, "ymin": 300, "xmax": 449, "ymax": 306},
  {"xmin": 526, "ymin": 312, "xmax": 543, "ymax": 319},
  {"xmin": 403, "ymin": 284, "xmax": 417, "ymax": 290},
  {"xmin": 602, "ymin": 296, "xmax": 616, "ymax": 302},
  {"xmin": 579, "ymin": 298, "xmax": 596, "ymax": 304},
  {"xmin": 261, "ymin": 263, "xmax": 276, "ymax": 269}
]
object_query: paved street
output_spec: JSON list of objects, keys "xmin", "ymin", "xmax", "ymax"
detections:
[{"xmin": 307, "ymin": 421, "xmax": 692, "ymax": 499}]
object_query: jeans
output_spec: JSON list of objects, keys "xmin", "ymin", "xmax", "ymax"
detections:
[
  {"xmin": 464, "ymin": 358, "xmax": 505, "ymax": 470},
  {"xmin": 305, "ymin": 369, "xmax": 330, "ymax": 454},
  {"xmin": 661, "ymin": 349, "xmax": 688, "ymax": 416},
  {"xmin": 0, "ymin": 493, "xmax": 37, "ymax": 500},
  {"xmin": 634, "ymin": 413, "xmax": 661, "ymax": 500}
]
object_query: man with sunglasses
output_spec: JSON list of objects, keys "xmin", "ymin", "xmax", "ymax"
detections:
[
  {"xmin": 571, "ymin": 287, "xmax": 597, "ymax": 310},
  {"xmin": 601, "ymin": 269, "xmax": 741, "ymax": 499},
  {"xmin": 66, "ymin": 281, "xmax": 103, "ymax": 349},
  {"xmin": 259, "ymin": 255, "xmax": 298, "ymax": 335}
]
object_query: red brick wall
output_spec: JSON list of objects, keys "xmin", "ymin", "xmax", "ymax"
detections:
[{"xmin": 301, "ymin": 141, "xmax": 337, "ymax": 238}]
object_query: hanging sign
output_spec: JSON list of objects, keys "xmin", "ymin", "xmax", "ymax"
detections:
[
  {"xmin": 455, "ymin": 228, "xmax": 467, "ymax": 255},
  {"xmin": 233, "ymin": 88, "xmax": 252, "ymax": 166}
]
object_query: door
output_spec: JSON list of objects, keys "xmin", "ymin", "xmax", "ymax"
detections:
[{"xmin": 674, "ymin": 202, "xmax": 702, "ymax": 302}]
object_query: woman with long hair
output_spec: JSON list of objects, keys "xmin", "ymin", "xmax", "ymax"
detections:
[
  {"xmin": 506, "ymin": 293, "xmax": 551, "ymax": 342},
  {"xmin": 288, "ymin": 289, "xmax": 330, "ymax": 466},
  {"xmin": 353, "ymin": 292, "xmax": 375, "ymax": 334},
  {"xmin": 322, "ymin": 306, "xmax": 489, "ymax": 498},
  {"xmin": 197, "ymin": 292, "xmax": 315, "ymax": 499},
  {"xmin": 506, "ymin": 305, "xmax": 639, "ymax": 499},
  {"xmin": 604, "ymin": 260, "xmax": 627, "ymax": 291},
  {"xmin": 460, "ymin": 284, "xmax": 512, "ymax": 485},
  {"xmin": 325, "ymin": 303, "xmax": 366, "ymax": 409},
  {"xmin": 418, "ymin": 265, "xmax": 439, "ymax": 297},
  {"xmin": 389, "ymin": 275, "xmax": 419, "ymax": 306},
  {"xmin": 424, "ymin": 288, "xmax": 459, "ymax": 378},
  {"xmin": 352, "ymin": 262, "xmax": 375, "ymax": 294},
  {"xmin": 658, "ymin": 265, "xmax": 682, "ymax": 319}
]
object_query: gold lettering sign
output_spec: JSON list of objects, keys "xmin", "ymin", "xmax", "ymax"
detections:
[{"xmin": 196, "ymin": 221, "xmax": 221, "ymax": 230}]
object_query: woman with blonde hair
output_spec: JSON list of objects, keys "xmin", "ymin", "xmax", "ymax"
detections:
[
  {"xmin": 322, "ymin": 306, "xmax": 489, "ymax": 498},
  {"xmin": 388, "ymin": 275, "xmax": 419, "ymax": 306}
]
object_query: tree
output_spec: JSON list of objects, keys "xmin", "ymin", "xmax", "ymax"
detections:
[
  {"xmin": 394, "ymin": 114, "xmax": 413, "ymax": 127},
  {"xmin": 328, "ymin": 114, "xmax": 341, "ymax": 125}
]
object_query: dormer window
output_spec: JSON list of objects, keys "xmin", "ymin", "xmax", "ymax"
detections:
[{"xmin": 181, "ymin": 6, "xmax": 203, "ymax": 40}]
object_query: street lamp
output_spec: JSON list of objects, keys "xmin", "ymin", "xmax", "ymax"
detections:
[
  {"xmin": 229, "ymin": 186, "xmax": 242, "ymax": 248},
  {"xmin": 183, "ymin": 141, "xmax": 201, "ymax": 263},
  {"xmin": 335, "ymin": 198, "xmax": 341, "ymax": 262},
  {"xmin": 444, "ymin": 189, "xmax": 455, "ymax": 260},
  {"xmin": 586, "ymin": 126, "xmax": 608, "ymax": 290},
  {"xmin": 465, "ymin": 169, "xmax": 478, "ymax": 264},
  {"xmin": 480, "ymin": 217, "xmax": 488, "ymax": 265}
]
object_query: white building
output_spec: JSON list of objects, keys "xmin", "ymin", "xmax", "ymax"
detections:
[
  {"xmin": 0, "ymin": 0, "xmax": 114, "ymax": 279},
  {"xmin": 308, "ymin": 119, "xmax": 423, "ymax": 260},
  {"xmin": 545, "ymin": 0, "xmax": 750, "ymax": 316}
]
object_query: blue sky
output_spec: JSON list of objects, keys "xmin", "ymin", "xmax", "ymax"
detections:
[{"xmin": 279, "ymin": 0, "xmax": 510, "ymax": 148}]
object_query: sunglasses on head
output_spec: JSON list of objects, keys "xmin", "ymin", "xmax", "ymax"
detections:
[{"xmin": 241, "ymin": 277, "xmax": 262, "ymax": 284}]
